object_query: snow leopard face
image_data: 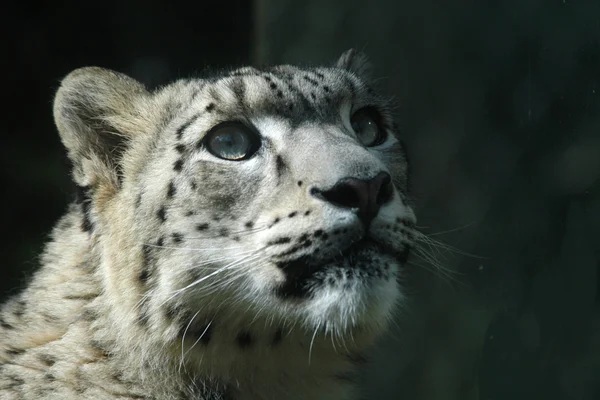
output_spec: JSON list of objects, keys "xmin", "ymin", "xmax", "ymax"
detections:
[{"xmin": 55, "ymin": 50, "xmax": 416, "ymax": 349}]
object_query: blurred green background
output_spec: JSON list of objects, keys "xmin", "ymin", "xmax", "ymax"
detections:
[{"xmin": 2, "ymin": 0, "xmax": 599, "ymax": 399}]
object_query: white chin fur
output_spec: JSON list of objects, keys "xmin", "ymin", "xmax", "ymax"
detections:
[
  {"xmin": 267, "ymin": 259, "xmax": 402, "ymax": 338},
  {"xmin": 305, "ymin": 268, "xmax": 400, "ymax": 334}
]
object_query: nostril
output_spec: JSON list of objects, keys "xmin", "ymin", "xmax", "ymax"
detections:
[
  {"xmin": 311, "ymin": 183, "xmax": 363, "ymax": 209},
  {"xmin": 329, "ymin": 184, "xmax": 361, "ymax": 209}
]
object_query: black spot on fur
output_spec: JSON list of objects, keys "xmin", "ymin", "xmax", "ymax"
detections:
[
  {"xmin": 231, "ymin": 77, "xmax": 248, "ymax": 109},
  {"xmin": 190, "ymin": 179, "xmax": 198, "ymax": 190},
  {"xmin": 245, "ymin": 221, "xmax": 254, "ymax": 229},
  {"xmin": 165, "ymin": 304, "xmax": 182, "ymax": 321},
  {"xmin": 196, "ymin": 223, "xmax": 209, "ymax": 231},
  {"xmin": 303, "ymin": 75, "xmax": 319, "ymax": 86},
  {"xmin": 275, "ymin": 155, "xmax": 287, "ymax": 181},
  {"xmin": 135, "ymin": 193, "xmax": 142, "ymax": 208},
  {"xmin": 6, "ymin": 374, "xmax": 25, "ymax": 387},
  {"xmin": 236, "ymin": 331, "xmax": 253, "ymax": 349},
  {"xmin": 313, "ymin": 229, "xmax": 324, "ymax": 237},
  {"xmin": 157, "ymin": 236, "xmax": 164, "ymax": 247},
  {"xmin": 175, "ymin": 144, "xmax": 186, "ymax": 153},
  {"xmin": 176, "ymin": 114, "xmax": 200, "ymax": 140},
  {"xmin": 304, "ymin": 210, "xmax": 311, "ymax": 216},
  {"xmin": 297, "ymin": 181, "xmax": 303, "ymax": 186},
  {"xmin": 76, "ymin": 185, "xmax": 94, "ymax": 232},
  {"xmin": 173, "ymin": 159, "xmax": 184, "ymax": 171},
  {"xmin": 288, "ymin": 211, "xmax": 297, "ymax": 218},
  {"xmin": 0, "ymin": 318, "xmax": 14, "ymax": 330},
  {"xmin": 172, "ymin": 232, "xmax": 183, "ymax": 244},
  {"xmin": 272, "ymin": 217, "xmax": 280, "ymax": 225},
  {"xmin": 112, "ymin": 371, "xmax": 126, "ymax": 383},
  {"xmin": 81, "ymin": 308, "xmax": 98, "ymax": 321},
  {"xmin": 267, "ymin": 237, "xmax": 292, "ymax": 246},
  {"xmin": 39, "ymin": 354, "xmax": 56, "ymax": 367},
  {"xmin": 205, "ymin": 103, "xmax": 215, "ymax": 112},
  {"xmin": 44, "ymin": 373, "xmax": 56, "ymax": 381},
  {"xmin": 141, "ymin": 244, "xmax": 153, "ymax": 279},
  {"xmin": 219, "ymin": 228, "xmax": 228, "ymax": 237},
  {"xmin": 89, "ymin": 340, "xmax": 112, "ymax": 358},
  {"xmin": 167, "ymin": 181, "xmax": 176, "ymax": 198},
  {"xmin": 157, "ymin": 206, "xmax": 167, "ymax": 222},
  {"xmin": 139, "ymin": 267, "xmax": 150, "ymax": 285},
  {"xmin": 6, "ymin": 347, "xmax": 24, "ymax": 356},
  {"xmin": 13, "ymin": 300, "xmax": 26, "ymax": 318}
]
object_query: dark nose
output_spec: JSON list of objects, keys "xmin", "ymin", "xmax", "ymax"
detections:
[{"xmin": 310, "ymin": 171, "xmax": 393, "ymax": 225}]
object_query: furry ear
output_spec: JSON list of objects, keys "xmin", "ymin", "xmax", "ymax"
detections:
[
  {"xmin": 53, "ymin": 67, "xmax": 149, "ymax": 189},
  {"xmin": 335, "ymin": 49, "xmax": 373, "ymax": 80}
]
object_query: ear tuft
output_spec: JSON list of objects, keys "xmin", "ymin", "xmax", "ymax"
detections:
[
  {"xmin": 53, "ymin": 67, "xmax": 149, "ymax": 188},
  {"xmin": 335, "ymin": 49, "xmax": 373, "ymax": 80}
]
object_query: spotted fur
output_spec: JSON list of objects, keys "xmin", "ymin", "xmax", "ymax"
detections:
[{"xmin": 0, "ymin": 50, "xmax": 417, "ymax": 400}]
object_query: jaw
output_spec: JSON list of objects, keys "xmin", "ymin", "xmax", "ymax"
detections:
[{"xmin": 144, "ymin": 258, "xmax": 402, "ymax": 400}]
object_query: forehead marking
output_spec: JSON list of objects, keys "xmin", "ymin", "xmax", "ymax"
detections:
[{"xmin": 176, "ymin": 113, "xmax": 201, "ymax": 141}]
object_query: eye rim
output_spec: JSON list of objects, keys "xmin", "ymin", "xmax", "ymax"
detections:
[
  {"xmin": 202, "ymin": 121, "xmax": 261, "ymax": 161},
  {"xmin": 350, "ymin": 107, "xmax": 387, "ymax": 147}
]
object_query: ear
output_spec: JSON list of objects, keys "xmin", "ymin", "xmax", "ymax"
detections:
[
  {"xmin": 53, "ymin": 67, "xmax": 149, "ymax": 190},
  {"xmin": 335, "ymin": 49, "xmax": 373, "ymax": 81}
]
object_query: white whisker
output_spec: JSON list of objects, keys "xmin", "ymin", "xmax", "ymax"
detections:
[
  {"xmin": 179, "ymin": 310, "xmax": 201, "ymax": 373},
  {"xmin": 308, "ymin": 322, "xmax": 320, "ymax": 366},
  {"xmin": 144, "ymin": 243, "xmax": 248, "ymax": 252},
  {"xmin": 183, "ymin": 319, "xmax": 213, "ymax": 360}
]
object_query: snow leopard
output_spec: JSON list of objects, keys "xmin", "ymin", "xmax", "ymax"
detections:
[{"xmin": 0, "ymin": 49, "xmax": 416, "ymax": 400}]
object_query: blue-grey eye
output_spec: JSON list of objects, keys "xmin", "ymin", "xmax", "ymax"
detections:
[
  {"xmin": 350, "ymin": 107, "xmax": 386, "ymax": 147},
  {"xmin": 205, "ymin": 123, "xmax": 259, "ymax": 161}
]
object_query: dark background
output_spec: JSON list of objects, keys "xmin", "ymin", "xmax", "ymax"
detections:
[{"xmin": 3, "ymin": 1, "xmax": 600, "ymax": 399}]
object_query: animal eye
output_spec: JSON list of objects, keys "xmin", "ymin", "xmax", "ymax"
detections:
[
  {"xmin": 350, "ymin": 108, "xmax": 386, "ymax": 147},
  {"xmin": 204, "ymin": 123, "xmax": 260, "ymax": 161}
]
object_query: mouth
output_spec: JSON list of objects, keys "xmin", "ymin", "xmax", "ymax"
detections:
[{"xmin": 275, "ymin": 237, "xmax": 410, "ymax": 299}]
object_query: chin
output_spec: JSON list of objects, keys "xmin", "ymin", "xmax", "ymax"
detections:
[{"xmin": 274, "ymin": 243, "xmax": 406, "ymax": 338}]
